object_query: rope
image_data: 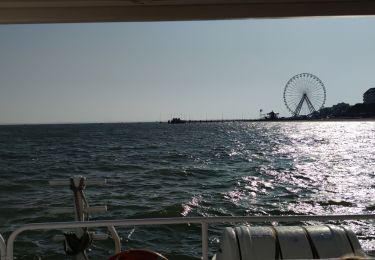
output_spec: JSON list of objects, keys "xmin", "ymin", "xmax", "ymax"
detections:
[
  {"xmin": 63, "ymin": 178, "xmax": 92, "ymax": 259},
  {"xmin": 70, "ymin": 177, "xmax": 89, "ymax": 221}
]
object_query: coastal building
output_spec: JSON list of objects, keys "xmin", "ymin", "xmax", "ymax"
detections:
[
  {"xmin": 265, "ymin": 111, "xmax": 279, "ymax": 120},
  {"xmin": 318, "ymin": 102, "xmax": 350, "ymax": 118},
  {"xmin": 363, "ymin": 88, "xmax": 375, "ymax": 104}
]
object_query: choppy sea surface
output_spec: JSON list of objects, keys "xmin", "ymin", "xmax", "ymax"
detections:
[{"xmin": 0, "ymin": 121, "xmax": 375, "ymax": 259}]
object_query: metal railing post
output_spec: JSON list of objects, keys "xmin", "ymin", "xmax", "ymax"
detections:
[
  {"xmin": 108, "ymin": 226, "xmax": 121, "ymax": 254},
  {"xmin": 0, "ymin": 234, "xmax": 6, "ymax": 260},
  {"xmin": 202, "ymin": 222, "xmax": 208, "ymax": 260}
]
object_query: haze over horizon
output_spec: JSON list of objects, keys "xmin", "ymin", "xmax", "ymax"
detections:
[{"xmin": 1, "ymin": 17, "xmax": 374, "ymax": 124}]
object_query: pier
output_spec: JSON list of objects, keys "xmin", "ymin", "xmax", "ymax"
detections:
[{"xmin": 167, "ymin": 117, "xmax": 271, "ymax": 124}]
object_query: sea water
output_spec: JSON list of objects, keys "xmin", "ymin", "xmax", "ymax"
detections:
[{"xmin": 0, "ymin": 121, "xmax": 374, "ymax": 259}]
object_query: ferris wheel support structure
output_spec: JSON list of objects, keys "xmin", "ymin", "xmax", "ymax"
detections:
[{"xmin": 293, "ymin": 93, "xmax": 317, "ymax": 116}]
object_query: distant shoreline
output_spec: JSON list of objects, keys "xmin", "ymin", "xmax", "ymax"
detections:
[
  {"xmin": 167, "ymin": 117, "xmax": 375, "ymax": 124},
  {"xmin": 260, "ymin": 117, "xmax": 375, "ymax": 122},
  {"xmin": 1, "ymin": 117, "xmax": 375, "ymax": 126}
]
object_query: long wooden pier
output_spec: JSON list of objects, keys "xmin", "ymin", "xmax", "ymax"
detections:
[{"xmin": 167, "ymin": 118, "xmax": 266, "ymax": 124}]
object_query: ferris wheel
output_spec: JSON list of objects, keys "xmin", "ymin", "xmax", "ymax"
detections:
[{"xmin": 283, "ymin": 73, "xmax": 326, "ymax": 117}]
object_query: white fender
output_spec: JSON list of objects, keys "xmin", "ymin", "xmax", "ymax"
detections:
[
  {"xmin": 305, "ymin": 225, "xmax": 341, "ymax": 258},
  {"xmin": 275, "ymin": 226, "xmax": 313, "ymax": 259},
  {"xmin": 215, "ymin": 227, "xmax": 241, "ymax": 260},
  {"xmin": 237, "ymin": 226, "xmax": 276, "ymax": 260},
  {"xmin": 326, "ymin": 225, "xmax": 354, "ymax": 257},
  {"xmin": 215, "ymin": 226, "xmax": 276, "ymax": 260},
  {"xmin": 213, "ymin": 225, "xmax": 366, "ymax": 260},
  {"xmin": 344, "ymin": 227, "xmax": 367, "ymax": 257},
  {"xmin": 304, "ymin": 225, "xmax": 365, "ymax": 258}
]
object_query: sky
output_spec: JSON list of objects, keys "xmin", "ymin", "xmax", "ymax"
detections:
[{"xmin": 0, "ymin": 16, "xmax": 374, "ymax": 124}]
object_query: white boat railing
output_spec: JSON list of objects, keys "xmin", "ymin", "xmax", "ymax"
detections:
[{"xmin": 3, "ymin": 213, "xmax": 375, "ymax": 260}]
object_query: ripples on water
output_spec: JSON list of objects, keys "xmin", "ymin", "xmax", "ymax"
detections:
[{"xmin": 0, "ymin": 122, "xmax": 375, "ymax": 259}]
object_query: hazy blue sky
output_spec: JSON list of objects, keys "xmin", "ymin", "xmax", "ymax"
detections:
[{"xmin": 0, "ymin": 17, "xmax": 374, "ymax": 124}]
